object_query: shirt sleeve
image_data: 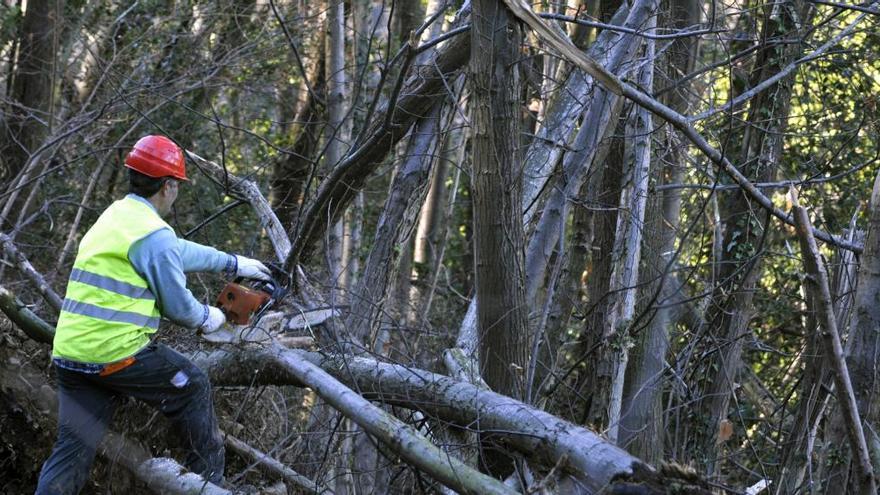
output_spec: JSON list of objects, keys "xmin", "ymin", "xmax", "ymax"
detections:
[
  {"xmin": 129, "ymin": 229, "xmax": 209, "ymax": 329},
  {"xmin": 177, "ymin": 238, "xmax": 236, "ymax": 274}
]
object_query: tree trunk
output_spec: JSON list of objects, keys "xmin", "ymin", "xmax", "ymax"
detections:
[
  {"xmin": 618, "ymin": 0, "xmax": 700, "ymax": 461},
  {"xmin": 520, "ymin": 4, "xmax": 630, "ymax": 227},
  {"xmin": 828, "ymin": 171, "xmax": 880, "ymax": 490},
  {"xmin": 793, "ymin": 198, "xmax": 877, "ymax": 495},
  {"xmin": 392, "ymin": 0, "xmax": 424, "ymax": 48},
  {"xmin": 347, "ymin": 106, "xmax": 442, "ymax": 348},
  {"xmin": 605, "ymin": 27, "xmax": 654, "ymax": 442},
  {"xmin": 324, "ymin": 0, "xmax": 350, "ymax": 303},
  {"xmin": 1, "ymin": 0, "xmax": 60, "ymax": 184},
  {"xmin": 469, "ymin": 0, "xmax": 529, "ymax": 402}
]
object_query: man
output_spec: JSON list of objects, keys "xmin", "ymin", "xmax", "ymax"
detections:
[{"xmin": 36, "ymin": 135, "xmax": 271, "ymax": 494}]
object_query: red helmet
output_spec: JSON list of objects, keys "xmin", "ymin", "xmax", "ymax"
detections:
[{"xmin": 124, "ymin": 135, "xmax": 188, "ymax": 181}]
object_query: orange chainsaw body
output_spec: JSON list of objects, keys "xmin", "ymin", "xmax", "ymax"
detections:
[{"xmin": 217, "ymin": 281, "xmax": 271, "ymax": 325}]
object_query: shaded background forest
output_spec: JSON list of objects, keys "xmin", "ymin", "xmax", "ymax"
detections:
[{"xmin": 1, "ymin": 0, "xmax": 880, "ymax": 493}]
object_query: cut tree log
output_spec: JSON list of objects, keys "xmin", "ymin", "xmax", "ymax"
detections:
[{"xmin": 191, "ymin": 346, "xmax": 711, "ymax": 493}]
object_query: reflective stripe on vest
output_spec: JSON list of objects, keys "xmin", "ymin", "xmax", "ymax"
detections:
[
  {"xmin": 53, "ymin": 196, "xmax": 172, "ymax": 364},
  {"xmin": 61, "ymin": 298, "xmax": 160, "ymax": 329},
  {"xmin": 69, "ymin": 268, "xmax": 156, "ymax": 300}
]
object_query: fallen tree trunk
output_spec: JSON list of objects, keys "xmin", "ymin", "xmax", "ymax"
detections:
[
  {"xmin": 2, "ymin": 269, "xmax": 705, "ymax": 493},
  {"xmin": 263, "ymin": 342, "xmax": 517, "ymax": 495},
  {"xmin": 192, "ymin": 346, "xmax": 710, "ymax": 493},
  {"xmin": 2, "ymin": 289, "xmax": 708, "ymax": 493}
]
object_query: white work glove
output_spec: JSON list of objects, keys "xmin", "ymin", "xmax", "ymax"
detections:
[
  {"xmin": 199, "ymin": 306, "xmax": 226, "ymax": 336},
  {"xmin": 234, "ymin": 255, "xmax": 272, "ymax": 282}
]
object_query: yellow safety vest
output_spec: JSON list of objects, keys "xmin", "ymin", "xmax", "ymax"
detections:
[{"xmin": 53, "ymin": 197, "xmax": 172, "ymax": 363}]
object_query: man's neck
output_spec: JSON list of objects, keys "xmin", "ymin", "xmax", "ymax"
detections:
[{"xmin": 146, "ymin": 195, "xmax": 163, "ymax": 213}]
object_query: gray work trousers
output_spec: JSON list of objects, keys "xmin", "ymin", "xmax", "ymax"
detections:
[{"xmin": 35, "ymin": 343, "xmax": 224, "ymax": 494}]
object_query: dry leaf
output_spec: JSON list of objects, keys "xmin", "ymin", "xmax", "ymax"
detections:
[{"xmin": 717, "ymin": 419, "xmax": 734, "ymax": 444}]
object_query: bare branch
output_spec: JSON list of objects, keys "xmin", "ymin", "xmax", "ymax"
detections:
[
  {"xmin": 186, "ymin": 151, "xmax": 291, "ymax": 263},
  {"xmin": 791, "ymin": 190, "xmax": 877, "ymax": 495},
  {"xmin": 0, "ymin": 232, "xmax": 63, "ymax": 311}
]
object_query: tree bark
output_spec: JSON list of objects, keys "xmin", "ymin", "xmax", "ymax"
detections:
[
  {"xmin": 469, "ymin": 0, "xmax": 529, "ymax": 408},
  {"xmin": 520, "ymin": 4, "xmax": 630, "ymax": 227},
  {"xmin": 605, "ymin": 27, "xmax": 654, "ymax": 442},
  {"xmin": 325, "ymin": 0, "xmax": 350, "ymax": 302},
  {"xmin": 523, "ymin": 0, "xmax": 653, "ymax": 307}
]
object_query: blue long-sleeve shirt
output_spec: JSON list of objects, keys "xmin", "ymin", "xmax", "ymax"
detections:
[{"xmin": 127, "ymin": 194, "xmax": 236, "ymax": 329}]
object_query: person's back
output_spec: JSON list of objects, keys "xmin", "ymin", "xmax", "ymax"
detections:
[{"xmin": 53, "ymin": 196, "xmax": 171, "ymax": 364}]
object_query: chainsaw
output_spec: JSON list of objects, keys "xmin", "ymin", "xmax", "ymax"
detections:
[{"xmin": 216, "ymin": 264, "xmax": 289, "ymax": 326}]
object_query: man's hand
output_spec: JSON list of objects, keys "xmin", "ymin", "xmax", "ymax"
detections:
[
  {"xmin": 200, "ymin": 306, "xmax": 226, "ymax": 334},
  {"xmin": 234, "ymin": 255, "xmax": 272, "ymax": 281}
]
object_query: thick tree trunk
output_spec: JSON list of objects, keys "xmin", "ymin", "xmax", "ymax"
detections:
[
  {"xmin": 575, "ymin": 117, "xmax": 624, "ymax": 427},
  {"xmin": 469, "ymin": 0, "xmax": 529, "ymax": 406}
]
